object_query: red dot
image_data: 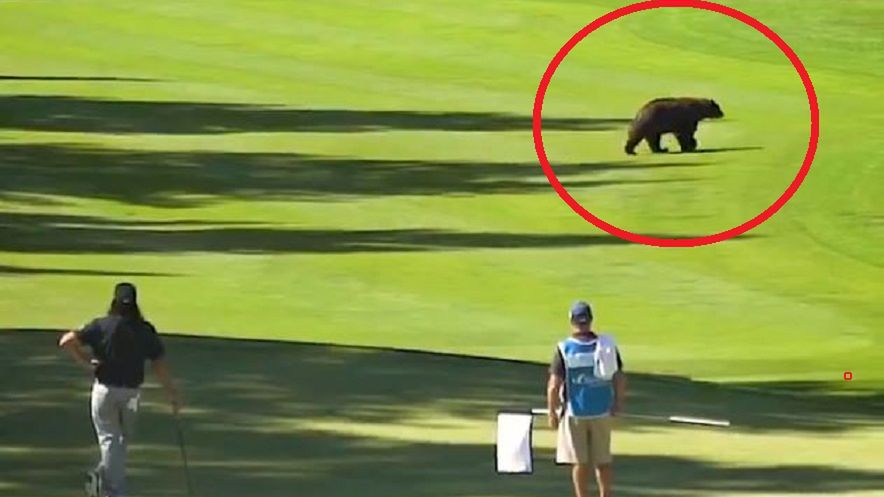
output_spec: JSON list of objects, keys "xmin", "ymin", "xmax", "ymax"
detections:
[{"xmin": 843, "ymin": 371, "xmax": 853, "ymax": 381}]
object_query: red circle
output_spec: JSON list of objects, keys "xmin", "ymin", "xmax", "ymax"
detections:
[
  {"xmin": 533, "ymin": 0, "xmax": 819, "ymax": 247},
  {"xmin": 843, "ymin": 371, "xmax": 853, "ymax": 381}
]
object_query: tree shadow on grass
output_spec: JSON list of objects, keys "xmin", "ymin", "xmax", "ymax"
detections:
[
  {"xmin": 0, "ymin": 95, "xmax": 631, "ymax": 134},
  {"xmin": 0, "ymin": 265, "xmax": 177, "ymax": 277},
  {"xmin": 0, "ymin": 76, "xmax": 160, "ymax": 82},
  {"xmin": 0, "ymin": 212, "xmax": 688, "ymax": 254},
  {"xmin": 0, "ymin": 144, "xmax": 703, "ymax": 207},
  {"xmin": 625, "ymin": 374, "xmax": 883, "ymax": 433},
  {"xmin": 689, "ymin": 146, "xmax": 765, "ymax": 154},
  {"xmin": 0, "ymin": 331, "xmax": 881, "ymax": 497}
]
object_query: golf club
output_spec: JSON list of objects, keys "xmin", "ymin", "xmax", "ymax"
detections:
[
  {"xmin": 529, "ymin": 408, "xmax": 731, "ymax": 428},
  {"xmin": 174, "ymin": 412, "xmax": 195, "ymax": 497}
]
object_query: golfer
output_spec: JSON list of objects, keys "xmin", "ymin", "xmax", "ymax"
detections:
[
  {"xmin": 547, "ymin": 301, "xmax": 625, "ymax": 497},
  {"xmin": 58, "ymin": 282, "xmax": 181, "ymax": 497}
]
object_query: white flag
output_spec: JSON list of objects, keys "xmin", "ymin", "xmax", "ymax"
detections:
[{"xmin": 495, "ymin": 411, "xmax": 534, "ymax": 474}]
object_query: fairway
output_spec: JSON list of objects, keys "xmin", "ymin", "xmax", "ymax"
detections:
[{"xmin": 0, "ymin": 0, "xmax": 882, "ymax": 496}]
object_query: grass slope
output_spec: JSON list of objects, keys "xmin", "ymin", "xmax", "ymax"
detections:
[
  {"xmin": 1, "ymin": 332, "xmax": 882, "ymax": 497},
  {"xmin": 1, "ymin": 0, "xmax": 881, "ymax": 389}
]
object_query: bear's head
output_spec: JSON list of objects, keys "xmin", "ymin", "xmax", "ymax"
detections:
[{"xmin": 703, "ymin": 99, "xmax": 724, "ymax": 119}]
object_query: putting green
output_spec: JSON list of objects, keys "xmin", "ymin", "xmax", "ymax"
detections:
[
  {"xmin": 0, "ymin": 0, "xmax": 882, "ymax": 495},
  {"xmin": 1, "ymin": 331, "xmax": 882, "ymax": 497}
]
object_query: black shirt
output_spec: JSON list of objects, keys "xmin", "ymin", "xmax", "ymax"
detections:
[{"xmin": 76, "ymin": 315, "xmax": 165, "ymax": 388}]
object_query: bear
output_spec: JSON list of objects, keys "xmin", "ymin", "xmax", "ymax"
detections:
[{"xmin": 624, "ymin": 97, "xmax": 723, "ymax": 155}]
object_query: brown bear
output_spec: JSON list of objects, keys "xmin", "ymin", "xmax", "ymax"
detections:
[{"xmin": 624, "ymin": 97, "xmax": 723, "ymax": 155}]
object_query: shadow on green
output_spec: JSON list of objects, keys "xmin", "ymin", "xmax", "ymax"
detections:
[
  {"xmin": 0, "ymin": 76, "xmax": 160, "ymax": 82},
  {"xmin": 0, "ymin": 144, "xmax": 707, "ymax": 207},
  {"xmin": 0, "ymin": 95, "xmax": 631, "ymax": 134},
  {"xmin": 0, "ymin": 211, "xmax": 729, "ymax": 255},
  {"xmin": 0, "ymin": 265, "xmax": 177, "ymax": 277}
]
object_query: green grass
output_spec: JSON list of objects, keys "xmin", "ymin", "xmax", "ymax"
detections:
[
  {"xmin": 1, "ymin": 331, "xmax": 882, "ymax": 497},
  {"xmin": 0, "ymin": 0, "xmax": 882, "ymax": 495}
]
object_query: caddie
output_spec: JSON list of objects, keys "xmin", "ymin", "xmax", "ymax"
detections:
[{"xmin": 547, "ymin": 300, "xmax": 626, "ymax": 497}]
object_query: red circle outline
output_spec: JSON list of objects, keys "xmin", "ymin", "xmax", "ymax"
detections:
[{"xmin": 533, "ymin": 0, "xmax": 819, "ymax": 247}]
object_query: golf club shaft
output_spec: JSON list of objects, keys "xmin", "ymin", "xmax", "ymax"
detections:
[
  {"xmin": 529, "ymin": 408, "xmax": 730, "ymax": 427},
  {"xmin": 175, "ymin": 414, "xmax": 195, "ymax": 497},
  {"xmin": 531, "ymin": 407, "xmax": 660, "ymax": 420}
]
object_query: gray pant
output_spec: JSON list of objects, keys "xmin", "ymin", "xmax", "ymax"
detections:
[{"xmin": 91, "ymin": 382, "xmax": 140, "ymax": 497}]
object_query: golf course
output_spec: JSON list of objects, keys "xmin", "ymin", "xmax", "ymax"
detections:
[{"xmin": 1, "ymin": 1, "xmax": 882, "ymax": 496}]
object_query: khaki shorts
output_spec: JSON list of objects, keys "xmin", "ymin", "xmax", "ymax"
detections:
[{"xmin": 556, "ymin": 415, "xmax": 613, "ymax": 466}]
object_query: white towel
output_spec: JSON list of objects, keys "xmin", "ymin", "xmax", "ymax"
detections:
[
  {"xmin": 495, "ymin": 411, "xmax": 534, "ymax": 474},
  {"xmin": 594, "ymin": 334, "xmax": 619, "ymax": 380}
]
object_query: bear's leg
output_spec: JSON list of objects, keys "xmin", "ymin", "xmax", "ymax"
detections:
[
  {"xmin": 676, "ymin": 133, "xmax": 697, "ymax": 152},
  {"xmin": 677, "ymin": 124, "xmax": 698, "ymax": 152},
  {"xmin": 647, "ymin": 133, "xmax": 668, "ymax": 153},
  {"xmin": 624, "ymin": 133, "xmax": 641, "ymax": 155}
]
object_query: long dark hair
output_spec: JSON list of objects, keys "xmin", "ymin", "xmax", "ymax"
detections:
[
  {"xmin": 105, "ymin": 298, "xmax": 145, "ymax": 363},
  {"xmin": 108, "ymin": 299, "xmax": 145, "ymax": 322}
]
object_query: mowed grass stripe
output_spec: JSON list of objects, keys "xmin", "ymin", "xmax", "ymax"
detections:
[{"xmin": 0, "ymin": 1, "xmax": 572, "ymax": 107}]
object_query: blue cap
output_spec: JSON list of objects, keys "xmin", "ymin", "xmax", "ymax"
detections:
[{"xmin": 569, "ymin": 301, "xmax": 593, "ymax": 323}]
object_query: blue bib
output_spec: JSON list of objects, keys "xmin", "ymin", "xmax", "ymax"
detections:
[{"xmin": 559, "ymin": 337, "xmax": 613, "ymax": 417}]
